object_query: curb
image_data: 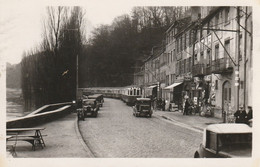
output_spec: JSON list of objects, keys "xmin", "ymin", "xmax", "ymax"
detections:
[
  {"xmin": 158, "ymin": 114, "xmax": 204, "ymax": 132},
  {"xmin": 74, "ymin": 116, "xmax": 95, "ymax": 157}
]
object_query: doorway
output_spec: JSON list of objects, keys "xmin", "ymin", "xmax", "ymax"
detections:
[{"xmin": 222, "ymin": 81, "xmax": 231, "ymax": 116}]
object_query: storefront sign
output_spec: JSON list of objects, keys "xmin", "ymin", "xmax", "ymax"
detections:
[{"xmin": 194, "ymin": 97, "xmax": 197, "ymax": 105}]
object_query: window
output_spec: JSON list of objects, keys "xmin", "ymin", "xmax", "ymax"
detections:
[
  {"xmin": 171, "ymin": 74, "xmax": 174, "ymax": 84},
  {"xmin": 177, "ymin": 38, "xmax": 179, "ymax": 53},
  {"xmin": 184, "ymin": 59, "xmax": 186, "ymax": 73},
  {"xmin": 224, "ymin": 88, "xmax": 227, "ymax": 100},
  {"xmin": 176, "ymin": 62, "xmax": 178, "ymax": 75},
  {"xmin": 229, "ymin": 88, "xmax": 231, "ymax": 101},
  {"xmin": 215, "ymin": 44, "xmax": 219, "ymax": 60},
  {"xmin": 206, "ymin": 131, "xmax": 217, "ymax": 151},
  {"xmin": 240, "ymin": 81, "xmax": 244, "ymax": 89},
  {"xmin": 180, "ymin": 36, "xmax": 183, "ymax": 51},
  {"xmin": 224, "ymin": 8, "xmax": 230, "ymax": 23},
  {"xmin": 224, "ymin": 40, "xmax": 230, "ymax": 59},
  {"xmin": 186, "ymin": 32, "xmax": 189, "ymax": 47},
  {"xmin": 180, "ymin": 60, "xmax": 183, "ymax": 74},
  {"xmin": 166, "ymin": 75, "xmax": 169, "ymax": 86},
  {"xmin": 201, "ymin": 51, "xmax": 204, "ymax": 61},
  {"xmin": 188, "ymin": 57, "xmax": 191, "ymax": 72},
  {"xmin": 189, "ymin": 31, "xmax": 192, "ymax": 46},
  {"xmin": 215, "ymin": 80, "xmax": 218, "ymax": 90},
  {"xmin": 215, "ymin": 14, "xmax": 219, "ymax": 29},
  {"xmin": 207, "ymin": 22, "xmax": 210, "ymax": 35},
  {"xmin": 137, "ymin": 89, "xmax": 140, "ymax": 96},
  {"xmin": 169, "ymin": 52, "xmax": 171, "ymax": 63},
  {"xmin": 194, "ymin": 53, "xmax": 198, "ymax": 61},
  {"xmin": 184, "ymin": 33, "xmax": 186, "ymax": 49},
  {"xmin": 200, "ymin": 28, "xmax": 203, "ymax": 40},
  {"xmin": 171, "ymin": 51, "xmax": 173, "ymax": 62},
  {"xmin": 239, "ymin": 34, "xmax": 242, "ymax": 60},
  {"xmin": 207, "ymin": 49, "xmax": 211, "ymax": 66},
  {"xmin": 134, "ymin": 89, "xmax": 136, "ymax": 95}
]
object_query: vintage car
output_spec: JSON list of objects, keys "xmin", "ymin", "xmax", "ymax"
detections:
[
  {"xmin": 194, "ymin": 123, "xmax": 252, "ymax": 158},
  {"xmin": 82, "ymin": 99, "xmax": 98, "ymax": 117},
  {"xmin": 88, "ymin": 94, "xmax": 104, "ymax": 107},
  {"xmin": 133, "ymin": 98, "xmax": 153, "ymax": 117}
]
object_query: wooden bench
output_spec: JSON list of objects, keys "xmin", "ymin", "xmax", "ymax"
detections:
[{"xmin": 7, "ymin": 128, "xmax": 46, "ymax": 151}]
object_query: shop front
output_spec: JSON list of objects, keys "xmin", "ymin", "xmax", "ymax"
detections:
[{"xmin": 164, "ymin": 82, "xmax": 183, "ymax": 111}]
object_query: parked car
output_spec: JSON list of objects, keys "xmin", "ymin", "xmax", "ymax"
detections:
[
  {"xmin": 82, "ymin": 99, "xmax": 98, "ymax": 117},
  {"xmin": 133, "ymin": 98, "xmax": 153, "ymax": 117},
  {"xmin": 194, "ymin": 123, "xmax": 252, "ymax": 158},
  {"xmin": 88, "ymin": 94, "xmax": 104, "ymax": 107}
]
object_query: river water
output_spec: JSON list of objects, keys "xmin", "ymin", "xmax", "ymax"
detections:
[{"xmin": 6, "ymin": 88, "xmax": 29, "ymax": 120}]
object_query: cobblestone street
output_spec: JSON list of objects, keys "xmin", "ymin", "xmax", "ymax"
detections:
[{"xmin": 79, "ymin": 98, "xmax": 202, "ymax": 158}]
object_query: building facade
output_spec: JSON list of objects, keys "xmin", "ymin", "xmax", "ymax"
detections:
[{"xmin": 133, "ymin": 6, "xmax": 253, "ymax": 119}]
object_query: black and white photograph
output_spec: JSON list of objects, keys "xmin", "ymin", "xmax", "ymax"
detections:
[{"xmin": 1, "ymin": 0, "xmax": 260, "ymax": 167}]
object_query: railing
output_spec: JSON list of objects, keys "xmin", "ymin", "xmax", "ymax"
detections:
[
  {"xmin": 7, "ymin": 103, "xmax": 73, "ymax": 128},
  {"xmin": 211, "ymin": 57, "xmax": 233, "ymax": 74}
]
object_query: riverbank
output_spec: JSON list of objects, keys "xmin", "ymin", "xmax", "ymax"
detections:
[{"xmin": 6, "ymin": 88, "xmax": 26, "ymax": 120}]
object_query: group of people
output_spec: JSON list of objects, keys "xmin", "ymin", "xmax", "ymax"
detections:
[
  {"xmin": 156, "ymin": 98, "xmax": 166, "ymax": 111},
  {"xmin": 149, "ymin": 97, "xmax": 166, "ymax": 111},
  {"xmin": 234, "ymin": 106, "xmax": 253, "ymax": 124},
  {"xmin": 183, "ymin": 97, "xmax": 194, "ymax": 115}
]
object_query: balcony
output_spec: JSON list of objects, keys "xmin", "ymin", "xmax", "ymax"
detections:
[
  {"xmin": 211, "ymin": 57, "xmax": 233, "ymax": 74},
  {"xmin": 192, "ymin": 64, "xmax": 206, "ymax": 77}
]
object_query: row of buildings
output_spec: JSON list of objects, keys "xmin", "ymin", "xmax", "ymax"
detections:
[{"xmin": 133, "ymin": 7, "xmax": 253, "ymax": 119}]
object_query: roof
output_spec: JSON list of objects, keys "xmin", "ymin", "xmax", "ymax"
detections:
[
  {"xmin": 206, "ymin": 124, "xmax": 252, "ymax": 134},
  {"xmin": 136, "ymin": 98, "xmax": 151, "ymax": 101}
]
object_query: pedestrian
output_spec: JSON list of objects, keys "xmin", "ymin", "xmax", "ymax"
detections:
[
  {"xmin": 247, "ymin": 106, "xmax": 253, "ymax": 122},
  {"xmin": 162, "ymin": 99, "xmax": 166, "ymax": 111},
  {"xmin": 234, "ymin": 106, "xmax": 247, "ymax": 124},
  {"xmin": 158, "ymin": 98, "xmax": 162, "ymax": 110},
  {"xmin": 184, "ymin": 98, "xmax": 190, "ymax": 115}
]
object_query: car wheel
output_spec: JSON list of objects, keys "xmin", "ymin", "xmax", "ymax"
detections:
[{"xmin": 194, "ymin": 152, "xmax": 200, "ymax": 158}]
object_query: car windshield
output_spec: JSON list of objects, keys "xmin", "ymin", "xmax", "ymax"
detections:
[{"xmin": 218, "ymin": 133, "xmax": 252, "ymax": 152}]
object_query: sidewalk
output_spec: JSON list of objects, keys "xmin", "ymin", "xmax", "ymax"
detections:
[
  {"xmin": 153, "ymin": 110, "xmax": 223, "ymax": 131},
  {"xmin": 10, "ymin": 113, "xmax": 90, "ymax": 158}
]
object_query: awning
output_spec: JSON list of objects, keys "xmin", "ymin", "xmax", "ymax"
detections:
[
  {"xmin": 164, "ymin": 82, "xmax": 183, "ymax": 89},
  {"xmin": 147, "ymin": 85, "xmax": 157, "ymax": 89}
]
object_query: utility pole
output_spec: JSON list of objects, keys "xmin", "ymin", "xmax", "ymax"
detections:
[
  {"xmin": 76, "ymin": 54, "xmax": 79, "ymax": 100},
  {"xmin": 235, "ymin": 6, "xmax": 241, "ymax": 111},
  {"xmin": 243, "ymin": 7, "xmax": 248, "ymax": 109}
]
